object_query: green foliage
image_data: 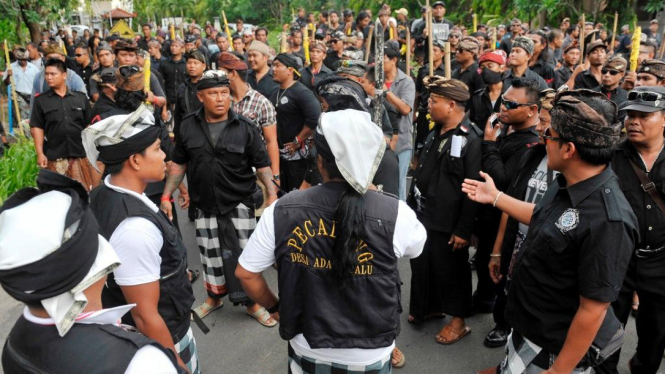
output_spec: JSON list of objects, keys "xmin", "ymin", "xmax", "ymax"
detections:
[{"xmin": 0, "ymin": 138, "xmax": 39, "ymax": 205}]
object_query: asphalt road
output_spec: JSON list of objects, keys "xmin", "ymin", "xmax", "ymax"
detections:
[{"xmin": 0, "ymin": 203, "xmax": 656, "ymax": 374}]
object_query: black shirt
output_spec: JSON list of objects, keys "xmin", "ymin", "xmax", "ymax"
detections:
[
  {"xmin": 323, "ymin": 50, "xmax": 342, "ymax": 71},
  {"xmin": 612, "ymin": 140, "xmax": 665, "ymax": 251},
  {"xmin": 451, "ymin": 62, "xmax": 485, "ymax": 96},
  {"xmin": 555, "ymin": 64, "xmax": 576, "ymax": 89},
  {"xmin": 158, "ymin": 57, "xmax": 187, "ymax": 104},
  {"xmin": 268, "ymin": 81, "xmax": 322, "ymax": 147},
  {"xmin": 30, "ymin": 88, "xmax": 91, "ymax": 160},
  {"xmin": 173, "ymin": 78, "xmax": 202, "ymax": 134},
  {"xmin": 90, "ymin": 93, "xmax": 117, "ymax": 123},
  {"xmin": 469, "ymin": 87, "xmax": 502, "ymax": 130},
  {"xmin": 482, "ymin": 126, "xmax": 540, "ymax": 190},
  {"xmin": 298, "ymin": 64, "xmax": 333, "ymax": 91},
  {"xmin": 78, "ymin": 63, "xmax": 94, "ymax": 97},
  {"xmin": 529, "ymin": 56, "xmax": 556, "ymax": 87},
  {"xmin": 592, "ymin": 85, "xmax": 628, "ymax": 117},
  {"xmin": 408, "ymin": 118, "xmax": 483, "ymax": 239},
  {"xmin": 137, "ymin": 36, "xmax": 153, "ymax": 51},
  {"xmin": 502, "ymin": 68, "xmax": 549, "ymax": 92},
  {"xmin": 415, "ymin": 62, "xmax": 447, "ymax": 111},
  {"xmin": 172, "ymin": 108, "xmax": 271, "ymax": 215},
  {"xmin": 505, "ymin": 167, "xmax": 638, "ymax": 354},
  {"xmin": 574, "ymin": 69, "xmax": 601, "ymax": 90},
  {"xmin": 247, "ymin": 68, "xmax": 279, "ymax": 99}
]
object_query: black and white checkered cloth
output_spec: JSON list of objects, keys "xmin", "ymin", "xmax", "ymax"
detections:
[
  {"xmin": 175, "ymin": 327, "xmax": 200, "ymax": 374},
  {"xmin": 287, "ymin": 343, "xmax": 392, "ymax": 374},
  {"xmin": 499, "ymin": 332, "xmax": 591, "ymax": 374}
]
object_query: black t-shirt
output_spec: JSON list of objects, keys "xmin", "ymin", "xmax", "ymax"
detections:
[
  {"xmin": 416, "ymin": 129, "xmax": 454, "ymax": 195},
  {"xmin": 208, "ymin": 119, "xmax": 229, "ymax": 145},
  {"xmin": 323, "ymin": 50, "xmax": 341, "ymax": 71},
  {"xmin": 268, "ymin": 81, "xmax": 322, "ymax": 147},
  {"xmin": 505, "ymin": 168, "xmax": 638, "ymax": 354}
]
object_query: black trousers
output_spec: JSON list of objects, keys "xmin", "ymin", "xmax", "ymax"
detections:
[
  {"xmin": 596, "ymin": 251, "xmax": 665, "ymax": 374},
  {"xmin": 473, "ymin": 220, "xmax": 500, "ymax": 311},
  {"xmin": 280, "ymin": 159, "xmax": 311, "ymax": 193},
  {"xmin": 409, "ymin": 229, "xmax": 472, "ymax": 320}
]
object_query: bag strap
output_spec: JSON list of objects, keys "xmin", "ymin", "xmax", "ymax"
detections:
[{"xmin": 628, "ymin": 158, "xmax": 665, "ymax": 215}]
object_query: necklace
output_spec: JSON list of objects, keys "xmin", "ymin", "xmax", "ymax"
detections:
[{"xmin": 275, "ymin": 81, "xmax": 296, "ymax": 108}]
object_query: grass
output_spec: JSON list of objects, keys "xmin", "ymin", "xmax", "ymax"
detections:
[{"xmin": 0, "ymin": 137, "xmax": 39, "ymax": 205}]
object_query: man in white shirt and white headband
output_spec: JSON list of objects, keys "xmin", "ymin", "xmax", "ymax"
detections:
[
  {"xmin": 0, "ymin": 170, "xmax": 180, "ymax": 373},
  {"xmin": 236, "ymin": 109, "xmax": 427, "ymax": 373},
  {"xmin": 82, "ymin": 105, "xmax": 199, "ymax": 374}
]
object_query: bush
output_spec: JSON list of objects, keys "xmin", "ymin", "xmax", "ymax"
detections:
[{"xmin": 0, "ymin": 138, "xmax": 39, "ymax": 204}]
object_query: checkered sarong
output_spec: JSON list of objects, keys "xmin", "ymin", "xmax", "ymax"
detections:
[
  {"xmin": 287, "ymin": 344, "xmax": 392, "ymax": 374},
  {"xmin": 195, "ymin": 203, "xmax": 256, "ymax": 301},
  {"xmin": 499, "ymin": 332, "xmax": 591, "ymax": 374},
  {"xmin": 175, "ymin": 327, "xmax": 200, "ymax": 374}
]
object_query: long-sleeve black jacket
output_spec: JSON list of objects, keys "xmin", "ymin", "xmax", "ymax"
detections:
[
  {"xmin": 158, "ymin": 57, "xmax": 187, "ymax": 104},
  {"xmin": 408, "ymin": 116, "xmax": 483, "ymax": 239},
  {"xmin": 482, "ymin": 126, "xmax": 540, "ymax": 191}
]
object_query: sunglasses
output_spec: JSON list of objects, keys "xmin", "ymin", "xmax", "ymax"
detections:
[
  {"xmin": 541, "ymin": 127, "xmax": 565, "ymax": 143},
  {"xmin": 627, "ymin": 91, "xmax": 664, "ymax": 102},
  {"xmin": 601, "ymin": 68, "xmax": 621, "ymax": 76},
  {"xmin": 501, "ymin": 95, "xmax": 535, "ymax": 110},
  {"xmin": 75, "ymin": 54, "xmax": 85, "ymax": 57}
]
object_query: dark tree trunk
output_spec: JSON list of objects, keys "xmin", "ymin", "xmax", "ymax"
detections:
[{"xmin": 19, "ymin": 1, "xmax": 42, "ymax": 43}]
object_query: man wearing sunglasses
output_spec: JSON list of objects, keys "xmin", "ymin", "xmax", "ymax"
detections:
[
  {"xmin": 475, "ymin": 77, "xmax": 540, "ymax": 334},
  {"xmin": 592, "ymin": 56, "xmax": 628, "ymax": 120},
  {"xmin": 323, "ymin": 31, "xmax": 345, "ymax": 71},
  {"xmin": 452, "ymin": 37, "xmax": 485, "ymax": 95},
  {"xmin": 597, "ymin": 86, "xmax": 665, "ymax": 374},
  {"xmin": 463, "ymin": 90, "xmax": 638, "ymax": 374},
  {"xmin": 74, "ymin": 43, "xmax": 94, "ymax": 97}
]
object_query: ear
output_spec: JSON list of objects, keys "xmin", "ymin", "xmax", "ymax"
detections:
[
  {"xmin": 197, "ymin": 91, "xmax": 204, "ymax": 103},
  {"xmin": 128, "ymin": 154, "xmax": 141, "ymax": 171},
  {"xmin": 562, "ymin": 141, "xmax": 576, "ymax": 160}
]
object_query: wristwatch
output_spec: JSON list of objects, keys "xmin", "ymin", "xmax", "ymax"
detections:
[{"xmin": 273, "ymin": 174, "xmax": 280, "ymax": 181}]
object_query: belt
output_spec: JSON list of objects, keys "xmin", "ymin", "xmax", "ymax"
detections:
[{"xmin": 636, "ymin": 246, "xmax": 665, "ymax": 258}]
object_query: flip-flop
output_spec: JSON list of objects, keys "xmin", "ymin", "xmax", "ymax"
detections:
[
  {"xmin": 435, "ymin": 324, "xmax": 471, "ymax": 345},
  {"xmin": 391, "ymin": 347, "xmax": 406, "ymax": 368},
  {"xmin": 246, "ymin": 306, "xmax": 277, "ymax": 327},
  {"xmin": 188, "ymin": 269, "xmax": 200, "ymax": 284},
  {"xmin": 192, "ymin": 300, "xmax": 223, "ymax": 320}
]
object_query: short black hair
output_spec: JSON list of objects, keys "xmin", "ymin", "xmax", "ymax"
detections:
[
  {"xmin": 256, "ymin": 27, "xmax": 268, "ymax": 36},
  {"xmin": 365, "ymin": 66, "xmax": 376, "ymax": 83},
  {"xmin": 234, "ymin": 69, "xmax": 248, "ymax": 81},
  {"xmin": 75, "ymin": 43, "xmax": 88, "ymax": 51},
  {"xmin": 232, "ymin": 35, "xmax": 243, "ymax": 42},
  {"xmin": 105, "ymin": 149, "xmax": 147, "ymax": 175},
  {"xmin": 357, "ymin": 11, "xmax": 370, "ymax": 23},
  {"xmin": 142, "ymin": 23, "xmax": 152, "ymax": 29},
  {"xmin": 329, "ymin": 10, "xmax": 339, "ymax": 16},
  {"xmin": 509, "ymin": 78, "xmax": 541, "ymax": 107},
  {"xmin": 566, "ymin": 25, "xmax": 578, "ymax": 35},
  {"xmin": 547, "ymin": 29, "xmax": 562, "ymax": 43},
  {"xmin": 44, "ymin": 58, "xmax": 66, "ymax": 73},
  {"xmin": 216, "ymin": 33, "xmax": 228, "ymax": 41}
]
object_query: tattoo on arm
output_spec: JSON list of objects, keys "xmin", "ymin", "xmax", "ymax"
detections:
[
  {"xmin": 257, "ymin": 167, "xmax": 277, "ymax": 197},
  {"xmin": 163, "ymin": 163, "xmax": 187, "ymax": 197}
]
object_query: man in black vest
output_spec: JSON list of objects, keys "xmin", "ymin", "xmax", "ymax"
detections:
[
  {"xmin": 174, "ymin": 51, "xmax": 206, "ymax": 133},
  {"xmin": 82, "ymin": 106, "xmax": 198, "ymax": 373},
  {"xmin": 0, "ymin": 170, "xmax": 181, "ymax": 374},
  {"xmin": 161, "ymin": 71, "xmax": 278, "ymax": 326},
  {"xmin": 237, "ymin": 108, "xmax": 426, "ymax": 372},
  {"xmin": 407, "ymin": 77, "xmax": 483, "ymax": 344}
]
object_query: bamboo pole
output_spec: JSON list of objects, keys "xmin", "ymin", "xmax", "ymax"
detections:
[
  {"xmin": 406, "ymin": 27, "xmax": 411, "ymax": 78},
  {"xmin": 491, "ymin": 27, "xmax": 497, "ymax": 51},
  {"xmin": 3, "ymin": 40, "xmax": 24, "ymax": 137},
  {"xmin": 444, "ymin": 41, "xmax": 451, "ymax": 79},
  {"xmin": 610, "ymin": 12, "xmax": 618, "ymax": 52},
  {"xmin": 580, "ymin": 14, "xmax": 585, "ymax": 64},
  {"xmin": 364, "ymin": 25, "xmax": 373, "ymax": 63},
  {"xmin": 427, "ymin": 0, "xmax": 433, "ymax": 76}
]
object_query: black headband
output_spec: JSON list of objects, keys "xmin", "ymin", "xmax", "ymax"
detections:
[{"xmin": 97, "ymin": 126, "xmax": 161, "ymax": 165}]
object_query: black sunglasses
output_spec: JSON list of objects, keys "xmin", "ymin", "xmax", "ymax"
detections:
[
  {"xmin": 627, "ymin": 91, "xmax": 664, "ymax": 102},
  {"xmin": 75, "ymin": 53, "xmax": 84, "ymax": 57},
  {"xmin": 541, "ymin": 127, "xmax": 565, "ymax": 143},
  {"xmin": 601, "ymin": 68, "xmax": 621, "ymax": 76},
  {"xmin": 501, "ymin": 95, "xmax": 535, "ymax": 110}
]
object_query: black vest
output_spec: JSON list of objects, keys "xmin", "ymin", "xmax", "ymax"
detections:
[
  {"xmin": 90, "ymin": 184, "xmax": 195, "ymax": 342},
  {"xmin": 2, "ymin": 315, "xmax": 182, "ymax": 373},
  {"xmin": 273, "ymin": 182, "xmax": 401, "ymax": 349}
]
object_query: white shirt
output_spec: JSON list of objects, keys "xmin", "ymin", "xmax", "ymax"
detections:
[
  {"xmin": 22, "ymin": 306, "xmax": 177, "ymax": 374},
  {"xmin": 4, "ymin": 61, "xmax": 40, "ymax": 94},
  {"xmin": 106, "ymin": 176, "xmax": 164, "ymax": 286},
  {"xmin": 239, "ymin": 197, "xmax": 426, "ymax": 365}
]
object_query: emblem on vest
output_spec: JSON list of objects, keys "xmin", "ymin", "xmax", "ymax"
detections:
[
  {"xmin": 555, "ymin": 208, "xmax": 579, "ymax": 233},
  {"xmin": 287, "ymin": 219, "xmax": 374, "ymax": 275}
]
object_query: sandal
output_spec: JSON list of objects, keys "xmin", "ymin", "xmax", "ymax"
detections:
[
  {"xmin": 192, "ymin": 300, "xmax": 223, "ymax": 320},
  {"xmin": 188, "ymin": 269, "xmax": 200, "ymax": 284},
  {"xmin": 391, "ymin": 347, "xmax": 406, "ymax": 368},
  {"xmin": 435, "ymin": 324, "xmax": 471, "ymax": 345},
  {"xmin": 246, "ymin": 306, "xmax": 277, "ymax": 327}
]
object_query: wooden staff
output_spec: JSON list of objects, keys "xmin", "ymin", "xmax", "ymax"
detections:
[
  {"xmin": 303, "ymin": 27, "xmax": 310, "ymax": 65},
  {"xmin": 281, "ymin": 27, "xmax": 289, "ymax": 53},
  {"xmin": 364, "ymin": 24, "xmax": 373, "ymax": 63},
  {"xmin": 427, "ymin": 0, "xmax": 433, "ymax": 76},
  {"xmin": 444, "ymin": 41, "xmax": 451, "ymax": 78},
  {"xmin": 406, "ymin": 27, "xmax": 411, "ymax": 78},
  {"xmin": 629, "ymin": 27, "xmax": 641, "ymax": 72},
  {"xmin": 580, "ymin": 14, "xmax": 585, "ymax": 64},
  {"xmin": 659, "ymin": 31, "xmax": 665, "ymax": 59},
  {"xmin": 473, "ymin": 13, "xmax": 477, "ymax": 33},
  {"xmin": 180, "ymin": 10, "xmax": 185, "ymax": 38},
  {"xmin": 3, "ymin": 40, "xmax": 24, "ymax": 137},
  {"xmin": 491, "ymin": 26, "xmax": 497, "ymax": 51},
  {"xmin": 610, "ymin": 12, "xmax": 618, "ymax": 51}
]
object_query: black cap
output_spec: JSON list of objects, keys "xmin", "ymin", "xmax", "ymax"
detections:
[
  {"xmin": 432, "ymin": 1, "xmax": 446, "ymax": 7},
  {"xmin": 343, "ymin": 9, "xmax": 354, "ymax": 16},
  {"xmin": 330, "ymin": 31, "xmax": 345, "ymax": 41},
  {"xmin": 184, "ymin": 34, "xmax": 197, "ymax": 43},
  {"xmin": 621, "ymin": 86, "xmax": 665, "ymax": 113}
]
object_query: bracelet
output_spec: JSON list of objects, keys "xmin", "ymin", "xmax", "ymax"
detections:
[
  {"xmin": 490, "ymin": 254, "xmax": 502, "ymax": 257},
  {"xmin": 161, "ymin": 196, "xmax": 172, "ymax": 202},
  {"xmin": 293, "ymin": 136, "xmax": 301, "ymax": 147},
  {"xmin": 492, "ymin": 191, "xmax": 503, "ymax": 208},
  {"xmin": 266, "ymin": 299, "xmax": 280, "ymax": 314}
]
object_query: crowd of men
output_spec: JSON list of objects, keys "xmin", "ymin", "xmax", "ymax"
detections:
[{"xmin": 1, "ymin": 4, "xmax": 665, "ymax": 374}]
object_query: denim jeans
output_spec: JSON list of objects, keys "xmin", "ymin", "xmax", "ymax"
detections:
[{"xmin": 396, "ymin": 149, "xmax": 412, "ymax": 201}]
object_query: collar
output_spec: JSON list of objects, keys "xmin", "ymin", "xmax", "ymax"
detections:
[
  {"xmin": 393, "ymin": 68, "xmax": 408, "ymax": 83},
  {"xmin": 557, "ymin": 166, "xmax": 613, "ymax": 207},
  {"xmin": 620, "ymin": 139, "xmax": 665, "ymax": 167},
  {"xmin": 459, "ymin": 61, "xmax": 477, "ymax": 73},
  {"xmin": 23, "ymin": 304, "xmax": 135, "ymax": 326},
  {"xmin": 104, "ymin": 175, "xmax": 159, "ymax": 213},
  {"xmin": 196, "ymin": 106, "xmax": 239, "ymax": 126},
  {"xmin": 46, "ymin": 87, "xmax": 73, "ymax": 97}
]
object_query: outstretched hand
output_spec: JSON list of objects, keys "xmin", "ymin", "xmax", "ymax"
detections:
[{"xmin": 461, "ymin": 171, "xmax": 500, "ymax": 205}]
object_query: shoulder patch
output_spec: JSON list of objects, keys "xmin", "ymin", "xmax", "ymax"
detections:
[
  {"xmin": 468, "ymin": 122, "xmax": 484, "ymax": 136},
  {"xmin": 601, "ymin": 186, "xmax": 624, "ymax": 222}
]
